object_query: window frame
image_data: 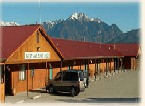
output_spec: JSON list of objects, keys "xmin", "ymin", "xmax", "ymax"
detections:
[{"xmin": 19, "ymin": 64, "xmax": 26, "ymax": 81}]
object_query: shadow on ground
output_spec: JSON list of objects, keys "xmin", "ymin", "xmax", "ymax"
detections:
[
  {"xmin": 56, "ymin": 98, "xmax": 141, "ymax": 103},
  {"xmin": 29, "ymin": 90, "xmax": 46, "ymax": 93},
  {"xmin": 29, "ymin": 90, "xmax": 73, "ymax": 97},
  {"xmin": 50, "ymin": 92, "xmax": 72, "ymax": 97}
]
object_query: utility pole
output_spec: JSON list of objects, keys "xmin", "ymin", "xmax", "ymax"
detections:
[{"xmin": 39, "ymin": 0, "xmax": 41, "ymax": 25}]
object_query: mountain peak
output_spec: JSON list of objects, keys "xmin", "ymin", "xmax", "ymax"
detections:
[
  {"xmin": 68, "ymin": 13, "xmax": 89, "ymax": 20},
  {"xmin": 68, "ymin": 13, "xmax": 101, "ymax": 23}
]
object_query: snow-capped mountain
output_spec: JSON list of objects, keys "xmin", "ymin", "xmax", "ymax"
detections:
[
  {"xmin": 68, "ymin": 13, "xmax": 89, "ymax": 20},
  {"xmin": 0, "ymin": 21, "xmax": 20, "ymax": 26},
  {"xmin": 42, "ymin": 13, "xmax": 102, "ymax": 31},
  {"xmin": 42, "ymin": 13, "xmax": 140, "ymax": 43}
]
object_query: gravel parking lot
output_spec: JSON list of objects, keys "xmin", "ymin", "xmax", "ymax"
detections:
[{"xmin": 5, "ymin": 69, "xmax": 140, "ymax": 104}]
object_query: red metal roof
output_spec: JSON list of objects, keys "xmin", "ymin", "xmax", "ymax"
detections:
[
  {"xmin": 108, "ymin": 43, "xmax": 140, "ymax": 56},
  {"xmin": 50, "ymin": 37, "xmax": 123, "ymax": 59},
  {"xmin": 0, "ymin": 25, "xmax": 140, "ymax": 61},
  {"xmin": 0, "ymin": 25, "xmax": 40, "ymax": 59}
]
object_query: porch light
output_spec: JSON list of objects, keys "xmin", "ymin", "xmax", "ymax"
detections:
[
  {"xmin": 37, "ymin": 47, "xmax": 40, "ymax": 51},
  {"xmin": 90, "ymin": 60, "xmax": 92, "ymax": 63}
]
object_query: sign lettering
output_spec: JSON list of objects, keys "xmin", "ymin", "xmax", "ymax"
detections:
[{"xmin": 25, "ymin": 52, "xmax": 50, "ymax": 59}]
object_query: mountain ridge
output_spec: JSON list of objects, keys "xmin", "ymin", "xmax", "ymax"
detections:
[{"xmin": 42, "ymin": 13, "xmax": 140, "ymax": 44}]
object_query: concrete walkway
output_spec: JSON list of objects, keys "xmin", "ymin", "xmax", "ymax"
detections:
[{"xmin": 89, "ymin": 69, "xmax": 128, "ymax": 82}]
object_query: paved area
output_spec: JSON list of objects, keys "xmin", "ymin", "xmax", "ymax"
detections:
[{"xmin": 4, "ymin": 69, "xmax": 140, "ymax": 104}]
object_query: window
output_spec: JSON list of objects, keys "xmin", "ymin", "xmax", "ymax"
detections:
[
  {"xmin": 71, "ymin": 72, "xmax": 78, "ymax": 81},
  {"xmin": 62, "ymin": 72, "xmax": 71, "ymax": 81},
  {"xmin": 37, "ymin": 32, "xmax": 39, "ymax": 44},
  {"xmin": 84, "ymin": 72, "xmax": 87, "ymax": 78},
  {"xmin": 19, "ymin": 64, "xmax": 26, "ymax": 81},
  {"xmin": 79, "ymin": 72, "xmax": 84, "ymax": 81}
]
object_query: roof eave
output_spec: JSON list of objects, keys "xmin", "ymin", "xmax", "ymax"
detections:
[{"xmin": 64, "ymin": 56, "xmax": 124, "ymax": 60}]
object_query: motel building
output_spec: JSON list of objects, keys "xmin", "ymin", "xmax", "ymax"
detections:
[{"xmin": 0, "ymin": 25, "xmax": 141, "ymax": 103}]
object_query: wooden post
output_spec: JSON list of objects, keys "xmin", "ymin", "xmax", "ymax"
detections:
[
  {"xmin": 106, "ymin": 59, "xmax": 107, "ymax": 76},
  {"xmin": 110, "ymin": 59, "xmax": 111, "ymax": 73},
  {"xmin": 84, "ymin": 60, "xmax": 86, "ymax": 71},
  {"xmin": 48, "ymin": 62, "xmax": 49, "ymax": 79},
  {"xmin": 80, "ymin": 60, "xmax": 81, "ymax": 70},
  {"xmin": 97, "ymin": 60, "xmax": 99, "ymax": 75},
  {"xmin": 118, "ymin": 58, "xmax": 119, "ymax": 72},
  {"xmin": 95, "ymin": 59, "xmax": 96, "ymax": 80},
  {"xmin": 27, "ymin": 63, "xmax": 29, "ymax": 97},
  {"xmin": 68, "ymin": 61, "xmax": 70, "ymax": 70},
  {"xmin": 134, "ymin": 58, "xmax": 136, "ymax": 70},
  {"xmin": 46, "ymin": 61, "xmax": 47, "ymax": 75},
  {"xmin": 71, "ymin": 61, "xmax": 73, "ymax": 70},
  {"xmin": 60, "ymin": 60, "xmax": 62, "ymax": 72},
  {"xmin": 121, "ymin": 58, "xmax": 122, "ymax": 72},
  {"xmin": 122, "ymin": 58, "xmax": 124, "ymax": 71},
  {"xmin": 31, "ymin": 64, "xmax": 33, "ymax": 90},
  {"xmin": 114, "ymin": 59, "xmax": 115, "ymax": 72},
  {"xmin": 87, "ymin": 59, "xmax": 89, "ymax": 77},
  {"xmin": 46, "ymin": 61, "xmax": 47, "ymax": 80}
]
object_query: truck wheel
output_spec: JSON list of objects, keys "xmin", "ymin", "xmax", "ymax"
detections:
[
  {"xmin": 49, "ymin": 86, "xmax": 54, "ymax": 94},
  {"xmin": 71, "ymin": 87, "xmax": 76, "ymax": 97},
  {"xmin": 46, "ymin": 86, "xmax": 49, "ymax": 92},
  {"xmin": 87, "ymin": 78, "xmax": 89, "ymax": 87}
]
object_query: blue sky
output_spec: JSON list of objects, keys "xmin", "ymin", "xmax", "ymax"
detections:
[{"xmin": 1, "ymin": 2, "xmax": 140, "ymax": 33}]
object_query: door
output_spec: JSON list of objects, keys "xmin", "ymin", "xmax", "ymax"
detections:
[
  {"xmin": 97, "ymin": 63, "xmax": 99, "ymax": 74},
  {"xmin": 0, "ymin": 65, "xmax": 4, "ymax": 103},
  {"xmin": 5, "ymin": 65, "xmax": 11, "ymax": 95},
  {"xmin": 49, "ymin": 63, "xmax": 53, "ymax": 80}
]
